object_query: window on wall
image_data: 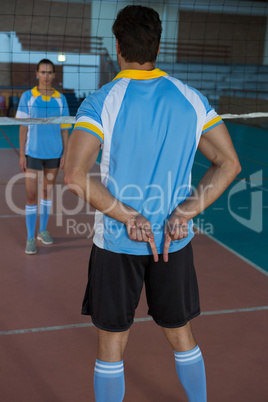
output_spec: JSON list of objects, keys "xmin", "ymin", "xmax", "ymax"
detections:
[{"xmin": 178, "ymin": 11, "xmax": 266, "ymax": 64}]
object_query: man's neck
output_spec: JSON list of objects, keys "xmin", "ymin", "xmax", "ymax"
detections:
[{"xmin": 119, "ymin": 60, "xmax": 156, "ymax": 71}]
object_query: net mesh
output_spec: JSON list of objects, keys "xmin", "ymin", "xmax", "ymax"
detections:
[{"xmin": 1, "ymin": 0, "xmax": 268, "ymax": 129}]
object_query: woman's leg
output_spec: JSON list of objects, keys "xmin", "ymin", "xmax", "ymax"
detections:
[
  {"xmin": 38, "ymin": 167, "xmax": 59, "ymax": 237},
  {"xmin": 25, "ymin": 169, "xmax": 38, "ymax": 240}
]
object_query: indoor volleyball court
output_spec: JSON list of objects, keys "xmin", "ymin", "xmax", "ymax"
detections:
[{"xmin": 0, "ymin": 1, "xmax": 267, "ymax": 401}]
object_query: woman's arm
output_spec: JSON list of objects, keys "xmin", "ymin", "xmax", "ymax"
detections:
[
  {"xmin": 60, "ymin": 129, "xmax": 69, "ymax": 169},
  {"xmin": 19, "ymin": 125, "xmax": 28, "ymax": 172}
]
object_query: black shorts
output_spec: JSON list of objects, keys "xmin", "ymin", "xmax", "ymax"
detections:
[
  {"xmin": 26, "ymin": 155, "xmax": 61, "ymax": 170},
  {"xmin": 81, "ymin": 242, "xmax": 200, "ymax": 332}
]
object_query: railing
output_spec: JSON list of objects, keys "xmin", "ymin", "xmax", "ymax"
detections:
[
  {"xmin": 160, "ymin": 40, "xmax": 231, "ymax": 64},
  {"xmin": 17, "ymin": 33, "xmax": 105, "ymax": 54},
  {"xmin": 178, "ymin": 42, "xmax": 231, "ymax": 63},
  {"xmin": 17, "ymin": 32, "xmax": 118, "ymax": 87}
]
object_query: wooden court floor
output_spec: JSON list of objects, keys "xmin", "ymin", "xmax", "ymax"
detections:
[{"xmin": 1, "ymin": 149, "xmax": 268, "ymax": 401}]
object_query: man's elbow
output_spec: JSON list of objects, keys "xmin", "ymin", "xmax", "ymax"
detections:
[
  {"xmin": 64, "ymin": 169, "xmax": 78, "ymax": 188},
  {"xmin": 216, "ymin": 155, "xmax": 241, "ymax": 182},
  {"xmin": 232, "ymin": 157, "xmax": 242, "ymax": 177},
  {"xmin": 63, "ymin": 171, "xmax": 73, "ymax": 187},
  {"xmin": 63, "ymin": 170, "xmax": 85, "ymax": 200}
]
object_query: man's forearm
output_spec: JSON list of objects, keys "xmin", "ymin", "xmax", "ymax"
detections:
[
  {"xmin": 66, "ymin": 170, "xmax": 136, "ymax": 224},
  {"xmin": 175, "ymin": 160, "xmax": 241, "ymax": 220}
]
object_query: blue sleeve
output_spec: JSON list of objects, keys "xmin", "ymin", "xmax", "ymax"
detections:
[
  {"xmin": 74, "ymin": 93, "xmax": 105, "ymax": 143},
  {"xmin": 189, "ymin": 86, "xmax": 223, "ymax": 134},
  {"xmin": 76, "ymin": 93, "xmax": 103, "ymax": 127},
  {"xmin": 60, "ymin": 94, "xmax": 72, "ymax": 129},
  {"xmin": 16, "ymin": 91, "xmax": 30, "ymax": 119},
  {"xmin": 74, "ymin": 81, "xmax": 119, "ymax": 143},
  {"xmin": 61, "ymin": 94, "xmax": 70, "ymax": 117}
]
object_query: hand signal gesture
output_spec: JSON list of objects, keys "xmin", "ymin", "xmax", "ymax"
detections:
[
  {"xmin": 125, "ymin": 214, "xmax": 158, "ymax": 262},
  {"xmin": 163, "ymin": 213, "xmax": 188, "ymax": 262}
]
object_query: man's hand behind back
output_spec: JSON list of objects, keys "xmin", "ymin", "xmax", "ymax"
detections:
[
  {"xmin": 125, "ymin": 214, "xmax": 159, "ymax": 262},
  {"xmin": 163, "ymin": 212, "xmax": 189, "ymax": 262},
  {"xmin": 125, "ymin": 212, "xmax": 189, "ymax": 264}
]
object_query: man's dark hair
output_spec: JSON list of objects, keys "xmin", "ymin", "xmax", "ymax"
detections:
[
  {"xmin": 36, "ymin": 59, "xmax": 55, "ymax": 73},
  {"xmin": 112, "ymin": 5, "xmax": 162, "ymax": 64}
]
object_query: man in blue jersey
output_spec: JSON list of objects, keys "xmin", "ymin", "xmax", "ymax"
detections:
[
  {"xmin": 64, "ymin": 6, "xmax": 241, "ymax": 401},
  {"xmin": 17, "ymin": 59, "xmax": 72, "ymax": 254}
]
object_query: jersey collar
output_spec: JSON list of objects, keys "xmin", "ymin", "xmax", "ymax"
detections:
[
  {"xmin": 113, "ymin": 68, "xmax": 168, "ymax": 81},
  {"xmin": 32, "ymin": 87, "xmax": 61, "ymax": 98}
]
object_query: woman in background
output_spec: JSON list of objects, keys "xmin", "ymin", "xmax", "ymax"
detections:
[{"xmin": 16, "ymin": 58, "xmax": 72, "ymax": 254}]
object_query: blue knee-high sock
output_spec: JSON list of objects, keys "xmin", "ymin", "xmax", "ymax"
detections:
[
  {"xmin": 94, "ymin": 359, "xmax": 125, "ymax": 402},
  {"xmin": 25, "ymin": 205, "xmax": 38, "ymax": 240},
  {"xmin": 39, "ymin": 199, "xmax": 52, "ymax": 232},
  {"xmin": 174, "ymin": 345, "xmax": 207, "ymax": 402}
]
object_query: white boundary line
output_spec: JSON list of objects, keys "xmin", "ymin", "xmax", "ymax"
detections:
[
  {"xmin": 0, "ymin": 212, "xmax": 92, "ymax": 219},
  {"xmin": 0, "ymin": 306, "xmax": 267, "ymax": 336},
  {"xmin": 193, "ymin": 162, "xmax": 267, "ymax": 274},
  {"xmin": 194, "ymin": 224, "xmax": 268, "ymax": 276}
]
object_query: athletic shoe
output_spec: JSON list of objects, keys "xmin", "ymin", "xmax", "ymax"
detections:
[
  {"xmin": 25, "ymin": 238, "xmax": 37, "ymax": 254},
  {"xmin": 37, "ymin": 230, "xmax": 53, "ymax": 244}
]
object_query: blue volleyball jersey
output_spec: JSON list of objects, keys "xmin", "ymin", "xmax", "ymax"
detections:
[
  {"xmin": 16, "ymin": 87, "xmax": 72, "ymax": 159},
  {"xmin": 75, "ymin": 69, "xmax": 223, "ymax": 255}
]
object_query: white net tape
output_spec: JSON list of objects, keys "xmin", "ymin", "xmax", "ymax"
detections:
[
  {"xmin": 0, "ymin": 117, "xmax": 76, "ymax": 125},
  {"xmin": 0, "ymin": 112, "xmax": 268, "ymax": 125}
]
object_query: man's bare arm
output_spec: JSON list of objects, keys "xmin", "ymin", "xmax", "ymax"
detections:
[
  {"xmin": 64, "ymin": 129, "xmax": 134, "ymax": 221},
  {"xmin": 163, "ymin": 123, "xmax": 241, "ymax": 261},
  {"xmin": 64, "ymin": 129, "xmax": 158, "ymax": 261}
]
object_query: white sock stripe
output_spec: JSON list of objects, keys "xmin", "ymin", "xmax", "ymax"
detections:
[
  {"xmin": 174, "ymin": 347, "xmax": 200, "ymax": 358},
  {"xmin": 95, "ymin": 362, "xmax": 123, "ymax": 369},
  {"xmin": 26, "ymin": 208, "xmax": 38, "ymax": 213},
  {"xmin": 94, "ymin": 368, "xmax": 124, "ymax": 375},
  {"xmin": 26, "ymin": 205, "xmax": 38, "ymax": 209},
  {"xmin": 175, "ymin": 351, "xmax": 202, "ymax": 363},
  {"xmin": 40, "ymin": 200, "xmax": 52, "ymax": 205}
]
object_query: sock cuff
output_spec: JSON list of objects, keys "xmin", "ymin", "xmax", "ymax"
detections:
[
  {"xmin": 174, "ymin": 345, "xmax": 203, "ymax": 365},
  {"xmin": 26, "ymin": 205, "xmax": 38, "ymax": 214},
  {"xmin": 40, "ymin": 199, "xmax": 52, "ymax": 206},
  {"xmin": 95, "ymin": 359, "xmax": 124, "ymax": 378}
]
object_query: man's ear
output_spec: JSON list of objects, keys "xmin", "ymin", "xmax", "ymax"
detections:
[{"xmin": 116, "ymin": 39, "xmax": 121, "ymax": 55}]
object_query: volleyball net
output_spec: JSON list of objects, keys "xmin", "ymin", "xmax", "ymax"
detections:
[{"xmin": 1, "ymin": 0, "xmax": 268, "ymax": 129}]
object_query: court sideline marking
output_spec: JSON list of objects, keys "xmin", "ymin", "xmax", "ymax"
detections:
[
  {"xmin": 1, "ymin": 306, "xmax": 267, "ymax": 336},
  {"xmin": 194, "ymin": 225, "xmax": 268, "ymax": 277}
]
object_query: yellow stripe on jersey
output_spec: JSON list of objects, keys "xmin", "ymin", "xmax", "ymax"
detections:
[
  {"xmin": 113, "ymin": 68, "xmax": 168, "ymax": 81},
  {"xmin": 61, "ymin": 123, "xmax": 72, "ymax": 129},
  {"xmin": 52, "ymin": 89, "xmax": 61, "ymax": 98},
  {"xmin": 74, "ymin": 122, "xmax": 104, "ymax": 141},
  {"xmin": 31, "ymin": 86, "xmax": 40, "ymax": 97},
  {"xmin": 32, "ymin": 87, "xmax": 61, "ymax": 100},
  {"xmin": 202, "ymin": 116, "xmax": 222, "ymax": 132}
]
